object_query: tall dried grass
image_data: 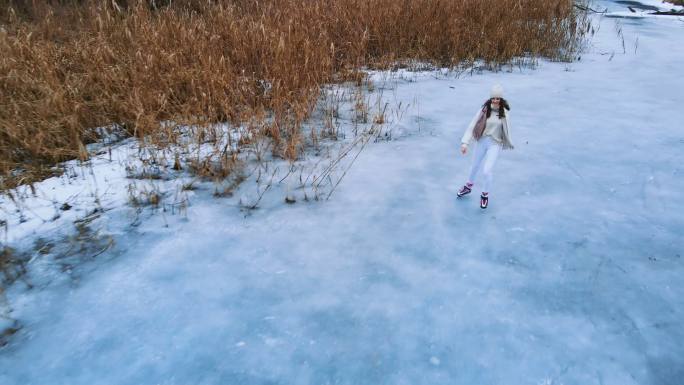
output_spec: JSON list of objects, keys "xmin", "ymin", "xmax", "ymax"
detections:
[{"xmin": 0, "ymin": 0, "xmax": 590, "ymax": 188}]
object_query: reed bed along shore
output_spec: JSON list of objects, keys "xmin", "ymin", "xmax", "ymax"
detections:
[{"xmin": 0, "ymin": 0, "xmax": 590, "ymax": 189}]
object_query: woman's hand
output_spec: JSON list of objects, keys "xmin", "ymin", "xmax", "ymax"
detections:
[{"xmin": 460, "ymin": 144, "xmax": 468, "ymax": 155}]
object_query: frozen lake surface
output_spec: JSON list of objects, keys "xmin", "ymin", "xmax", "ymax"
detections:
[{"xmin": 1, "ymin": 1, "xmax": 683, "ymax": 384}]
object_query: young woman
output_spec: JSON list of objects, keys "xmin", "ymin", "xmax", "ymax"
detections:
[{"xmin": 457, "ymin": 84, "xmax": 514, "ymax": 209}]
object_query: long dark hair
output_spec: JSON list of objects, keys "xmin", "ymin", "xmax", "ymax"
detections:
[{"xmin": 482, "ymin": 98, "xmax": 510, "ymax": 119}]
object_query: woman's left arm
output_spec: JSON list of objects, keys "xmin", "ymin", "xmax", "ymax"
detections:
[{"xmin": 505, "ymin": 111, "xmax": 514, "ymax": 149}]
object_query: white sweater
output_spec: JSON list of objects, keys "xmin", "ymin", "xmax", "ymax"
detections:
[
  {"xmin": 482, "ymin": 109, "xmax": 504, "ymax": 144},
  {"xmin": 461, "ymin": 108, "xmax": 514, "ymax": 150}
]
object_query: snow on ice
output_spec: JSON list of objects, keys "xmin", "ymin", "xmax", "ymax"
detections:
[{"xmin": 1, "ymin": 1, "xmax": 683, "ymax": 384}]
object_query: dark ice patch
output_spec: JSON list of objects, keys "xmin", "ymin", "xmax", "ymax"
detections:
[{"xmin": 614, "ymin": 1, "xmax": 660, "ymax": 11}]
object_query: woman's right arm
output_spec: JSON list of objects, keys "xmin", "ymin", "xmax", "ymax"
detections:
[{"xmin": 461, "ymin": 109, "xmax": 482, "ymax": 148}]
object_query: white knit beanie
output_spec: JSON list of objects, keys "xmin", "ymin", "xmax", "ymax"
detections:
[{"xmin": 490, "ymin": 84, "xmax": 504, "ymax": 98}]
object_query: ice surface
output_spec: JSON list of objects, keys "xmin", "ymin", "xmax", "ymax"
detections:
[{"xmin": 1, "ymin": 2, "xmax": 683, "ymax": 384}]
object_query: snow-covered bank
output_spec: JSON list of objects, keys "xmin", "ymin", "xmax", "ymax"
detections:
[
  {"xmin": 1, "ymin": 1, "xmax": 683, "ymax": 384},
  {"xmin": 602, "ymin": 0, "xmax": 684, "ymax": 18}
]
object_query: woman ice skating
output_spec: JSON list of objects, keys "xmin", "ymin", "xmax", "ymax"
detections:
[{"xmin": 457, "ymin": 84, "xmax": 514, "ymax": 209}]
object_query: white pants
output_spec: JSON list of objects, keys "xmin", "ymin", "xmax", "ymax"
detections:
[{"xmin": 467, "ymin": 136, "xmax": 501, "ymax": 193}]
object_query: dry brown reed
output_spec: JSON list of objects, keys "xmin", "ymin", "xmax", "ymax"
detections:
[{"xmin": 0, "ymin": 0, "xmax": 590, "ymax": 189}]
